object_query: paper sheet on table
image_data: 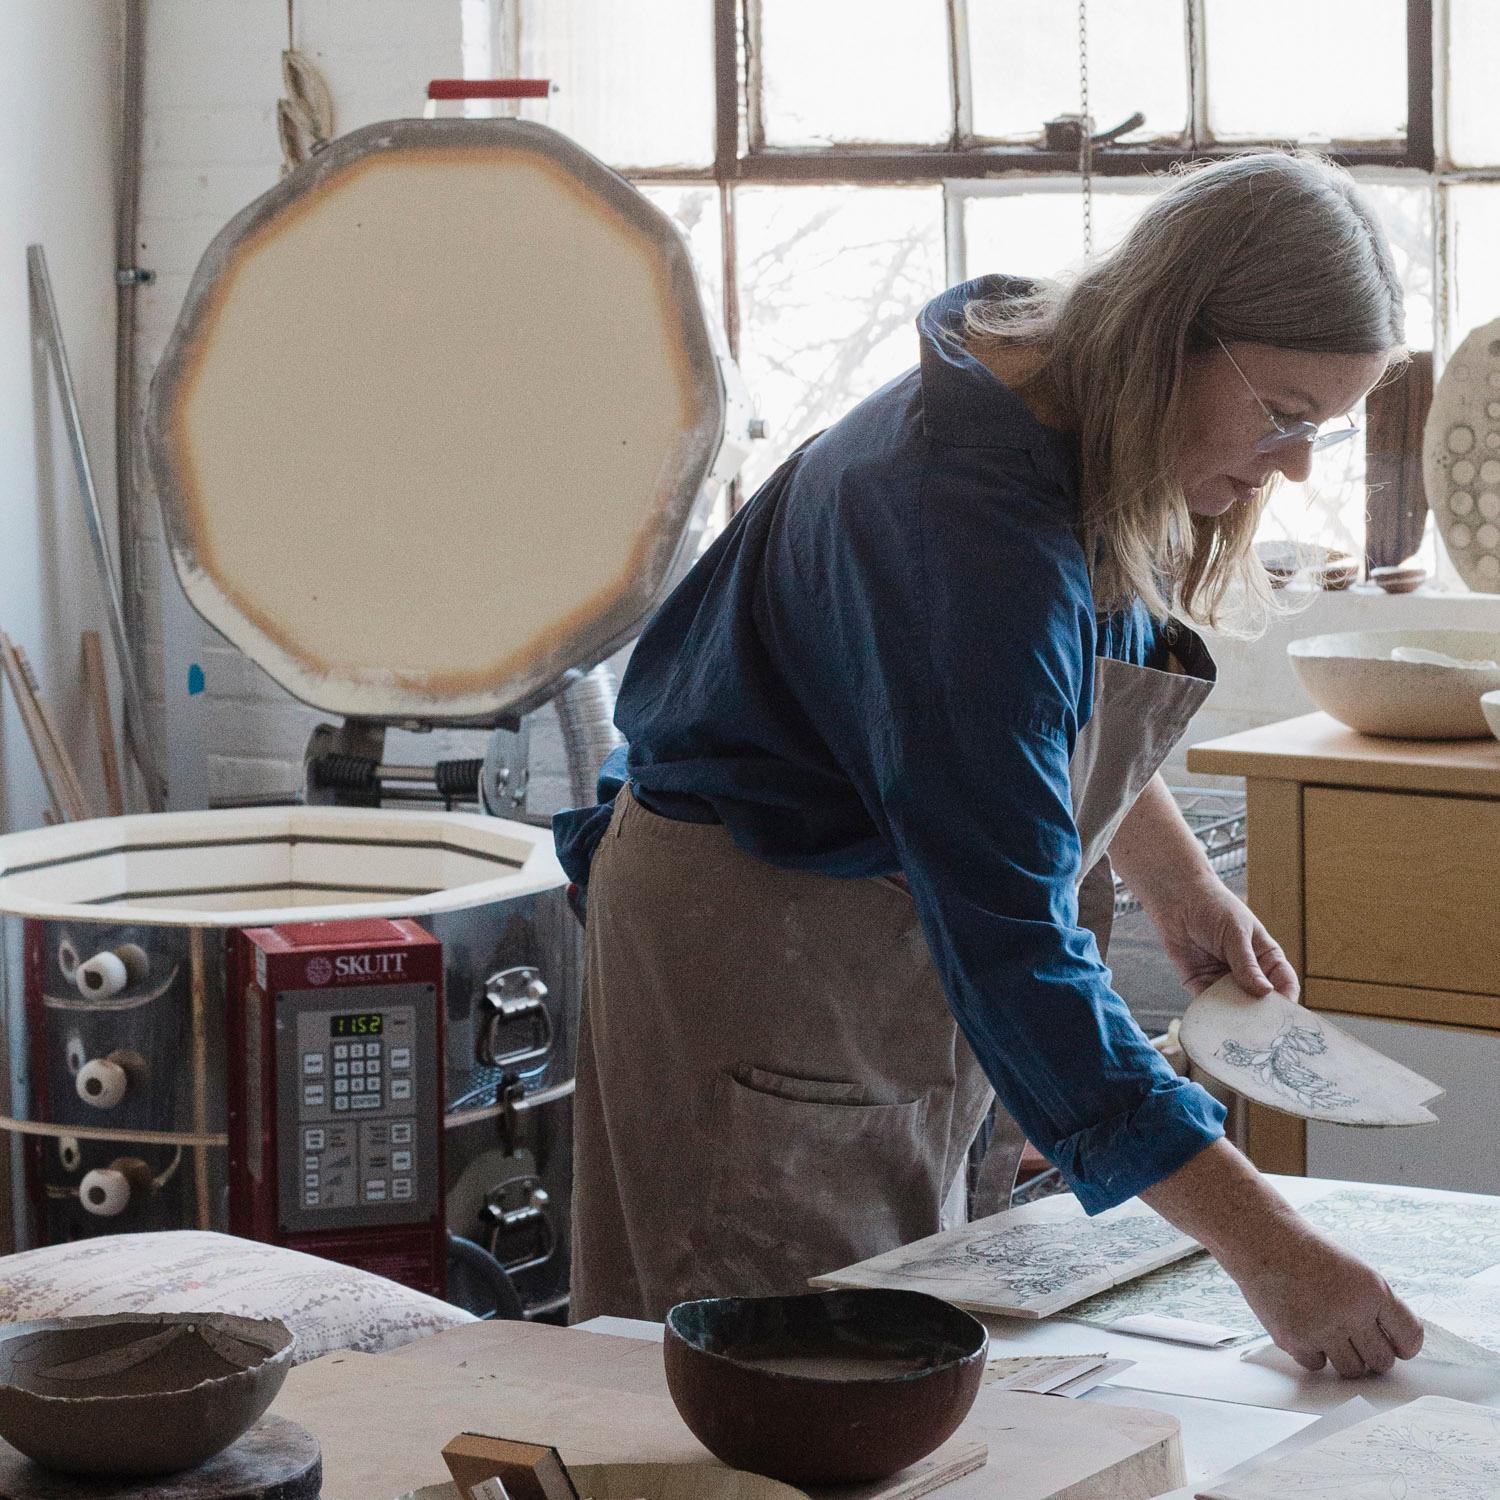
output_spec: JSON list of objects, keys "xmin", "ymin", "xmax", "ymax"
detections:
[
  {"xmin": 1240, "ymin": 1319, "xmax": 1500, "ymax": 1372},
  {"xmin": 1190, "ymin": 1399, "xmax": 1376, "ymax": 1500},
  {"xmin": 1196, "ymin": 1395, "xmax": 1500, "ymax": 1500},
  {"xmin": 1103, "ymin": 1314, "xmax": 1249, "ymax": 1348}
]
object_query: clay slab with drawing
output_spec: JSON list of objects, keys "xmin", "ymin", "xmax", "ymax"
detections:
[
  {"xmin": 1180, "ymin": 976, "xmax": 1443, "ymax": 1125},
  {"xmin": 810, "ymin": 1193, "xmax": 1198, "ymax": 1319},
  {"xmin": 1197, "ymin": 1395, "xmax": 1500, "ymax": 1500}
]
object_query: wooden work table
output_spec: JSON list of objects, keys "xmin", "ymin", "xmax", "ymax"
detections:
[{"xmin": 1188, "ymin": 712, "xmax": 1500, "ymax": 1186}]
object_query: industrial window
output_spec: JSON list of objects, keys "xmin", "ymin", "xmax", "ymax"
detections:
[{"xmin": 465, "ymin": 1, "xmax": 1500, "ymax": 583}]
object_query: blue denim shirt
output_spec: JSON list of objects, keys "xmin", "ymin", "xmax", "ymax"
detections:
[{"xmin": 555, "ymin": 276, "xmax": 1225, "ymax": 1213}]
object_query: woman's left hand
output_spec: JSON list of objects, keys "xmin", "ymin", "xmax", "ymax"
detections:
[{"xmin": 1147, "ymin": 876, "xmax": 1298, "ymax": 1000}]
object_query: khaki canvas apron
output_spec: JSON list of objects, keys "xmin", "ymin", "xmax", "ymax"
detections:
[{"xmin": 569, "ymin": 630, "xmax": 1216, "ymax": 1323}]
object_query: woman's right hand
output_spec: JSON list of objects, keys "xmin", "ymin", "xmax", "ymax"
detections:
[
  {"xmin": 1222, "ymin": 1218, "xmax": 1424, "ymax": 1377},
  {"xmin": 1139, "ymin": 1138, "xmax": 1424, "ymax": 1379}
]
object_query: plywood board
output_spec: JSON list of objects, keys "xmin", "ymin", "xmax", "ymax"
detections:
[
  {"xmin": 810, "ymin": 1195, "xmax": 1198, "ymax": 1319},
  {"xmin": 1180, "ymin": 977, "xmax": 1442, "ymax": 1126},
  {"xmin": 276, "ymin": 1322, "xmax": 1184, "ymax": 1500}
]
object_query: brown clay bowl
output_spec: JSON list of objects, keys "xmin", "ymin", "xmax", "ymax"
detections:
[
  {"xmin": 0, "ymin": 1312, "xmax": 295, "ymax": 1477},
  {"xmin": 663, "ymin": 1290, "xmax": 987, "ymax": 1485},
  {"xmin": 1370, "ymin": 562, "xmax": 1428, "ymax": 594},
  {"xmin": 1311, "ymin": 550, "xmax": 1360, "ymax": 590}
]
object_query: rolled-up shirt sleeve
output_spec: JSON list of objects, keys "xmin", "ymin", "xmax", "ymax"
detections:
[{"xmin": 798, "ymin": 465, "xmax": 1226, "ymax": 1212}]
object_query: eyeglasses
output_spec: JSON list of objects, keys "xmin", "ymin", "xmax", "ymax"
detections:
[{"xmin": 1216, "ymin": 338, "xmax": 1359, "ymax": 455}]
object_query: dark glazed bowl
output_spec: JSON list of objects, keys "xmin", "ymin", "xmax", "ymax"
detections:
[
  {"xmin": 0, "ymin": 1312, "xmax": 295, "ymax": 1477},
  {"xmin": 663, "ymin": 1290, "xmax": 987, "ymax": 1485}
]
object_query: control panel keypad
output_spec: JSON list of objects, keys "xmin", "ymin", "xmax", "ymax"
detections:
[{"xmin": 283, "ymin": 994, "xmax": 430, "ymax": 1231}]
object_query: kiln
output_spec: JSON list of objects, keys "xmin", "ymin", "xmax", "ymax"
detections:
[{"xmin": 0, "ymin": 117, "xmax": 752, "ymax": 1317}]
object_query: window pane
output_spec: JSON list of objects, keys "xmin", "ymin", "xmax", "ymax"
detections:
[
  {"xmin": 638, "ymin": 185, "xmax": 725, "ymax": 324},
  {"xmin": 1205, "ymin": 0, "xmax": 1406, "ymax": 141},
  {"xmin": 1359, "ymin": 181, "xmax": 1435, "ymax": 352},
  {"xmin": 518, "ymin": 0, "xmax": 713, "ymax": 168},
  {"xmin": 758, "ymin": 0, "xmax": 951, "ymax": 146},
  {"xmin": 1450, "ymin": 0, "xmax": 1500, "ymax": 166},
  {"xmin": 1255, "ymin": 432, "xmax": 1370, "ymax": 559},
  {"xmin": 969, "ymin": 1, "xmax": 1186, "ymax": 143},
  {"xmin": 734, "ymin": 187, "xmax": 945, "ymax": 495},
  {"xmin": 961, "ymin": 183, "xmax": 1162, "ymax": 281},
  {"xmin": 1448, "ymin": 185, "xmax": 1500, "ymax": 345}
]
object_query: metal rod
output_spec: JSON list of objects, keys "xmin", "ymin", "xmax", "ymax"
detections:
[
  {"xmin": 27, "ymin": 245, "xmax": 166, "ymax": 810},
  {"xmin": 115, "ymin": 0, "xmax": 149, "ymax": 813},
  {"xmin": 189, "ymin": 927, "xmax": 211, "ymax": 1228},
  {"xmin": 0, "ymin": 1115, "xmax": 228, "ymax": 1149},
  {"xmin": 443, "ymin": 1075, "xmax": 576, "ymax": 1131}
]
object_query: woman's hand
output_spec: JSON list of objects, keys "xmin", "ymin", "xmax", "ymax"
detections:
[
  {"xmin": 1218, "ymin": 1211, "xmax": 1425, "ymax": 1378},
  {"xmin": 1147, "ymin": 874, "xmax": 1299, "ymax": 1000},
  {"xmin": 1141, "ymin": 1140, "xmax": 1424, "ymax": 1378}
]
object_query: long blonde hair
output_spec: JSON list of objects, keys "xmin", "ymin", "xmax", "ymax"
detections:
[{"xmin": 963, "ymin": 153, "xmax": 1404, "ymax": 629}]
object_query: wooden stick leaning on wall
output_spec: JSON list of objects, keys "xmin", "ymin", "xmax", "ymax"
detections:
[
  {"xmin": 10, "ymin": 638, "xmax": 93, "ymax": 821},
  {"xmin": 0, "ymin": 632, "xmax": 87, "ymax": 822},
  {"xmin": 81, "ymin": 630, "xmax": 125, "ymax": 816}
]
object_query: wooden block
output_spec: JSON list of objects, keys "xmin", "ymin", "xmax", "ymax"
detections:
[
  {"xmin": 443, "ymin": 1433, "xmax": 580, "ymax": 1500},
  {"xmin": 278, "ymin": 1326, "xmax": 1185, "ymax": 1500}
]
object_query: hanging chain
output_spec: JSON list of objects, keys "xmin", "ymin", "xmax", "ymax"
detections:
[
  {"xmin": 1077, "ymin": 0, "xmax": 1093, "ymax": 258},
  {"xmin": 287, "ymin": 0, "xmax": 295, "ymax": 52},
  {"xmin": 1185, "ymin": 0, "xmax": 1199, "ymax": 149}
]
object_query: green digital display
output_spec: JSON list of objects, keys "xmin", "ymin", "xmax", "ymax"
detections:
[{"xmin": 331, "ymin": 1012, "xmax": 383, "ymax": 1037}]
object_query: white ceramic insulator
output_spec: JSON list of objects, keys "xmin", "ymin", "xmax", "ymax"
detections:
[
  {"xmin": 79, "ymin": 1167, "xmax": 132, "ymax": 1217},
  {"xmin": 58, "ymin": 1136, "xmax": 82, "ymax": 1173},
  {"xmin": 75, "ymin": 950, "xmax": 130, "ymax": 998},
  {"xmin": 76, "ymin": 1057, "xmax": 129, "ymax": 1110},
  {"xmin": 58, "ymin": 939, "xmax": 80, "ymax": 980},
  {"xmin": 116, "ymin": 944, "xmax": 150, "ymax": 984}
]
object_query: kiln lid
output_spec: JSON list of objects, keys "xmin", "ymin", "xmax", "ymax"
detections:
[{"xmin": 146, "ymin": 118, "xmax": 747, "ymax": 724}]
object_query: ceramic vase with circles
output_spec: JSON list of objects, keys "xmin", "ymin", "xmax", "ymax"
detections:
[{"xmin": 1424, "ymin": 316, "xmax": 1500, "ymax": 593}]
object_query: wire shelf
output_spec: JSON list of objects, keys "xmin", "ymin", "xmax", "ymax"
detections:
[{"xmin": 1111, "ymin": 786, "xmax": 1247, "ymax": 918}]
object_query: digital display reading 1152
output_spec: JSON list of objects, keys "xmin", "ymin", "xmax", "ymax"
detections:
[{"xmin": 331, "ymin": 1012, "xmax": 383, "ymax": 1037}]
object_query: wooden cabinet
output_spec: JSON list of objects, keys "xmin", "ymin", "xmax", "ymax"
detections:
[{"xmin": 1188, "ymin": 713, "xmax": 1500, "ymax": 1182}]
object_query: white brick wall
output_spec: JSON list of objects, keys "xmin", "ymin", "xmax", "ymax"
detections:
[{"xmin": 133, "ymin": 0, "xmax": 495, "ymax": 810}]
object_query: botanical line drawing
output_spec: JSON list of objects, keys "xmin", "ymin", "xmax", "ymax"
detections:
[
  {"xmin": 1217, "ymin": 1022, "xmax": 1358, "ymax": 1113},
  {"xmin": 893, "ymin": 1213, "xmax": 1186, "ymax": 1305},
  {"xmin": 1207, "ymin": 1396, "xmax": 1500, "ymax": 1500},
  {"xmin": 1068, "ymin": 1190, "xmax": 1500, "ymax": 1340}
]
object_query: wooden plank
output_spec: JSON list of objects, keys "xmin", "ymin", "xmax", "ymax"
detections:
[
  {"xmin": 1245, "ymin": 1104, "xmax": 1306, "ymax": 1176},
  {"xmin": 1243, "ymin": 779, "xmax": 1303, "ymax": 976},
  {"xmin": 277, "ymin": 1325, "xmax": 1185, "ymax": 1500},
  {"xmin": 1305, "ymin": 977, "xmax": 1500, "ymax": 1033},
  {"xmin": 7, "ymin": 638, "xmax": 92, "ymax": 820},
  {"xmin": 0, "ymin": 634, "xmax": 67, "ymax": 822},
  {"xmin": 1241, "ymin": 779, "xmax": 1307, "ymax": 1174},
  {"xmin": 81, "ymin": 629, "xmax": 125, "ymax": 816},
  {"xmin": 1188, "ymin": 713, "xmax": 1500, "ymax": 799},
  {"xmin": 1304, "ymin": 787, "xmax": 1500, "ymax": 995}
]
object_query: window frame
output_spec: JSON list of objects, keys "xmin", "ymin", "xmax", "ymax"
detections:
[
  {"xmin": 612, "ymin": 0, "xmax": 1444, "ymax": 536},
  {"xmin": 624, "ymin": 0, "xmax": 1437, "ymax": 187}
]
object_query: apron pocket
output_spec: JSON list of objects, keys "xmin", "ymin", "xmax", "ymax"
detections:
[{"xmin": 698, "ymin": 1067, "xmax": 934, "ymax": 1297}]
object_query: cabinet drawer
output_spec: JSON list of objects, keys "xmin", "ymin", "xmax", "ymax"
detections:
[{"xmin": 1304, "ymin": 787, "xmax": 1500, "ymax": 994}]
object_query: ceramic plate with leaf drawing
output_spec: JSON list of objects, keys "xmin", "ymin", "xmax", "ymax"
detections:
[{"xmin": 1180, "ymin": 976, "xmax": 1443, "ymax": 1126}]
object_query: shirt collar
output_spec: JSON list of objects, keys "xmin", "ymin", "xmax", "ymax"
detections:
[{"xmin": 917, "ymin": 276, "xmax": 1076, "ymax": 482}]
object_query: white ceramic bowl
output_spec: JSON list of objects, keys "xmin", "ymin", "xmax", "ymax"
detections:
[
  {"xmin": 1288, "ymin": 629, "xmax": 1500, "ymax": 739},
  {"xmin": 1481, "ymin": 690, "xmax": 1500, "ymax": 744}
]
